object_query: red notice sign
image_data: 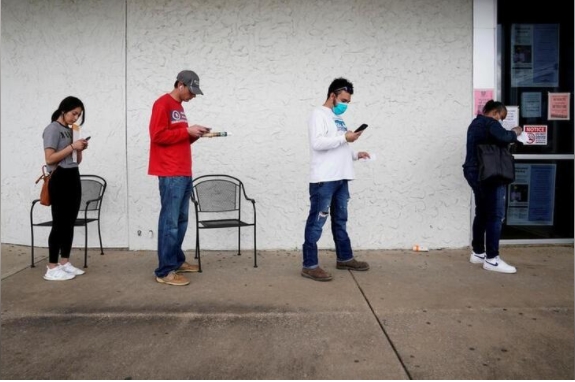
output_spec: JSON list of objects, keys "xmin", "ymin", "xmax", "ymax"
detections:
[{"xmin": 523, "ymin": 125, "xmax": 548, "ymax": 145}]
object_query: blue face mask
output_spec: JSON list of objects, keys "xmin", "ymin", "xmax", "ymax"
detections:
[{"xmin": 332, "ymin": 101, "xmax": 348, "ymax": 115}]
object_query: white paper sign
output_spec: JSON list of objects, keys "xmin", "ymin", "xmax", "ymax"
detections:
[{"xmin": 501, "ymin": 106, "xmax": 520, "ymax": 130}]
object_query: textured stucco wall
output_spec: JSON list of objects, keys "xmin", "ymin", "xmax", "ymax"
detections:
[
  {"xmin": 1, "ymin": 0, "xmax": 128, "ymax": 248},
  {"xmin": 2, "ymin": 0, "xmax": 473, "ymax": 251}
]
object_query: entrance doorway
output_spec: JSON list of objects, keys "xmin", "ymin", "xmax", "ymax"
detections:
[{"xmin": 497, "ymin": 1, "xmax": 574, "ymax": 243}]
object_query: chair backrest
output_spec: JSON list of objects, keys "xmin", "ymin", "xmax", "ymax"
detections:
[
  {"xmin": 79, "ymin": 175, "xmax": 107, "ymax": 212},
  {"xmin": 193, "ymin": 175, "xmax": 241, "ymax": 213}
]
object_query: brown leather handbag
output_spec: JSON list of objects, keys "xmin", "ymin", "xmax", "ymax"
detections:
[{"xmin": 35, "ymin": 165, "xmax": 53, "ymax": 206}]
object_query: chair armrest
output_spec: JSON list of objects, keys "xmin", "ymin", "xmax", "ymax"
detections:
[
  {"xmin": 240, "ymin": 186, "xmax": 256, "ymax": 204},
  {"xmin": 238, "ymin": 182, "xmax": 252, "ymax": 201},
  {"xmin": 246, "ymin": 197, "xmax": 256, "ymax": 225},
  {"xmin": 30, "ymin": 199, "xmax": 41, "ymax": 226},
  {"xmin": 84, "ymin": 198, "xmax": 102, "ymax": 210},
  {"xmin": 190, "ymin": 193, "xmax": 199, "ymax": 206},
  {"xmin": 30, "ymin": 199, "xmax": 41, "ymax": 214}
]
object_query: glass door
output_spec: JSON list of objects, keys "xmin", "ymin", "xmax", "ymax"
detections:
[{"xmin": 497, "ymin": 1, "xmax": 574, "ymax": 242}]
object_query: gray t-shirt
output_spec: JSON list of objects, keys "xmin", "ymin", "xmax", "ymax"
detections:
[{"xmin": 42, "ymin": 121, "xmax": 78, "ymax": 171}]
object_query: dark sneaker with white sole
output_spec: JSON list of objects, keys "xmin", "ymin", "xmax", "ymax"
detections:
[
  {"xmin": 336, "ymin": 258, "xmax": 370, "ymax": 271},
  {"xmin": 483, "ymin": 256, "xmax": 517, "ymax": 274}
]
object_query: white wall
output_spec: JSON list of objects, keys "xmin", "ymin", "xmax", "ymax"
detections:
[
  {"xmin": 1, "ymin": 0, "xmax": 128, "ymax": 248},
  {"xmin": 470, "ymin": 0, "xmax": 497, "ymax": 243},
  {"xmin": 2, "ymin": 0, "xmax": 474, "ymax": 251},
  {"xmin": 473, "ymin": 0, "xmax": 497, "ymax": 94}
]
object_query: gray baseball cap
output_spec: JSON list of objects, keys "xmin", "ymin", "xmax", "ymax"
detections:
[{"xmin": 176, "ymin": 70, "xmax": 204, "ymax": 95}]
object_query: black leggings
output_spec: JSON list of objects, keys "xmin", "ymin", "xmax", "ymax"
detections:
[{"xmin": 48, "ymin": 167, "xmax": 81, "ymax": 264}]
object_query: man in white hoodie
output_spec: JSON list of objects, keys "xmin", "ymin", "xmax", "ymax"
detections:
[{"xmin": 301, "ymin": 78, "xmax": 371, "ymax": 282}]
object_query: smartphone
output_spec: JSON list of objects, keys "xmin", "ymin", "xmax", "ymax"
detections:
[
  {"xmin": 354, "ymin": 124, "xmax": 368, "ymax": 133},
  {"xmin": 85, "ymin": 136, "xmax": 91, "ymax": 141}
]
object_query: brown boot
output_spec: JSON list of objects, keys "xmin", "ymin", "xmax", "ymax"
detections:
[
  {"xmin": 301, "ymin": 267, "xmax": 333, "ymax": 281},
  {"xmin": 336, "ymin": 258, "xmax": 370, "ymax": 271}
]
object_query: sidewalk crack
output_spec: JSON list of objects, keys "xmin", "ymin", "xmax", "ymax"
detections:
[{"xmin": 350, "ymin": 271, "xmax": 413, "ymax": 380}]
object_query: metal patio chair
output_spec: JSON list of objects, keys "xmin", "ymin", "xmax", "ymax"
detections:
[
  {"xmin": 30, "ymin": 174, "xmax": 107, "ymax": 268},
  {"xmin": 191, "ymin": 174, "xmax": 257, "ymax": 272}
]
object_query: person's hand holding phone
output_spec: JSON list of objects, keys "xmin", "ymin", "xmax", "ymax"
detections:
[
  {"xmin": 345, "ymin": 131, "xmax": 362, "ymax": 142},
  {"xmin": 345, "ymin": 123, "xmax": 368, "ymax": 142},
  {"xmin": 83, "ymin": 136, "xmax": 90, "ymax": 150},
  {"xmin": 73, "ymin": 137, "xmax": 90, "ymax": 151},
  {"xmin": 354, "ymin": 124, "xmax": 368, "ymax": 133}
]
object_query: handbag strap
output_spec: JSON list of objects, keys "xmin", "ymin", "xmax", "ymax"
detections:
[
  {"xmin": 34, "ymin": 165, "xmax": 53, "ymax": 184},
  {"xmin": 483, "ymin": 118, "xmax": 491, "ymax": 143},
  {"xmin": 35, "ymin": 167, "xmax": 46, "ymax": 184},
  {"xmin": 483, "ymin": 118, "xmax": 512, "ymax": 151}
]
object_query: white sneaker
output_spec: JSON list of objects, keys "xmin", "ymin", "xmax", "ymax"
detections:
[
  {"xmin": 483, "ymin": 256, "xmax": 517, "ymax": 274},
  {"xmin": 43, "ymin": 266, "xmax": 76, "ymax": 281},
  {"xmin": 469, "ymin": 252, "xmax": 486, "ymax": 264},
  {"xmin": 60, "ymin": 262, "xmax": 86, "ymax": 275}
]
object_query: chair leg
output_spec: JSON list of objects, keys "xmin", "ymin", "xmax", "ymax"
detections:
[
  {"xmin": 84, "ymin": 222, "xmax": 88, "ymax": 268},
  {"xmin": 98, "ymin": 219, "xmax": 104, "ymax": 255},
  {"xmin": 31, "ymin": 226, "xmax": 35, "ymax": 268},
  {"xmin": 194, "ymin": 227, "xmax": 199, "ymax": 259},
  {"xmin": 237, "ymin": 226, "xmax": 241, "ymax": 256},
  {"xmin": 253, "ymin": 225, "xmax": 257, "ymax": 268},
  {"xmin": 196, "ymin": 233, "xmax": 202, "ymax": 273}
]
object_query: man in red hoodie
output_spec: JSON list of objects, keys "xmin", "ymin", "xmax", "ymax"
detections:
[{"xmin": 148, "ymin": 70, "xmax": 210, "ymax": 286}]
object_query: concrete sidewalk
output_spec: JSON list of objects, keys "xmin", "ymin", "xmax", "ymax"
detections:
[{"xmin": 1, "ymin": 244, "xmax": 573, "ymax": 379}]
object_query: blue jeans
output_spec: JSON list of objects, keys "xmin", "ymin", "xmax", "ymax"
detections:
[
  {"xmin": 302, "ymin": 180, "xmax": 354, "ymax": 268},
  {"xmin": 155, "ymin": 176, "xmax": 192, "ymax": 277},
  {"xmin": 463, "ymin": 167, "xmax": 506, "ymax": 259}
]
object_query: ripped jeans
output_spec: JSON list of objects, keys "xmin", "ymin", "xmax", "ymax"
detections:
[{"xmin": 302, "ymin": 180, "xmax": 354, "ymax": 269}]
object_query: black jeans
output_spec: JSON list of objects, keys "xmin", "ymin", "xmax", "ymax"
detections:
[
  {"xmin": 463, "ymin": 167, "xmax": 506, "ymax": 259},
  {"xmin": 48, "ymin": 167, "xmax": 81, "ymax": 264}
]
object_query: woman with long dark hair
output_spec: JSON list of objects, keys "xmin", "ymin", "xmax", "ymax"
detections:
[
  {"xmin": 42, "ymin": 96, "xmax": 90, "ymax": 281},
  {"xmin": 462, "ymin": 100, "xmax": 523, "ymax": 274}
]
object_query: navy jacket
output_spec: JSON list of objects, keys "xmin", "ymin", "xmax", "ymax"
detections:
[{"xmin": 462, "ymin": 115, "xmax": 518, "ymax": 168}]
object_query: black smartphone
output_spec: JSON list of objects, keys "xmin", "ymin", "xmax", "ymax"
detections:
[
  {"xmin": 85, "ymin": 136, "xmax": 91, "ymax": 141},
  {"xmin": 354, "ymin": 124, "xmax": 368, "ymax": 133}
]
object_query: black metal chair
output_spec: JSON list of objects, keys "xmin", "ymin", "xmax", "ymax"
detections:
[
  {"xmin": 30, "ymin": 174, "xmax": 107, "ymax": 268},
  {"xmin": 191, "ymin": 175, "xmax": 257, "ymax": 272}
]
